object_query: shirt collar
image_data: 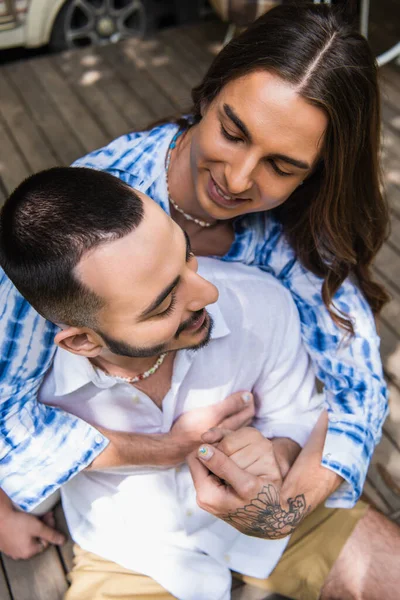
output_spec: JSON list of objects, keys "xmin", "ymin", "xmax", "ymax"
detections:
[{"xmin": 52, "ymin": 300, "xmax": 230, "ymax": 398}]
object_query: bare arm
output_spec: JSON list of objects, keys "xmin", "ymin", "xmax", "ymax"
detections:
[
  {"xmin": 279, "ymin": 411, "xmax": 343, "ymax": 505},
  {"xmin": 88, "ymin": 391, "xmax": 254, "ymax": 470}
]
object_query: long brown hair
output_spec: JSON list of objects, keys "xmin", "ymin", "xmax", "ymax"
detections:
[{"xmin": 190, "ymin": 3, "xmax": 389, "ymax": 333}]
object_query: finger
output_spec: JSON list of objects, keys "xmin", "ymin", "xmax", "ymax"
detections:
[
  {"xmin": 38, "ymin": 539, "xmax": 49, "ymax": 551},
  {"xmin": 217, "ymin": 392, "xmax": 253, "ymax": 422},
  {"xmin": 41, "ymin": 511, "xmax": 55, "ymax": 528},
  {"xmin": 220, "ymin": 405, "xmax": 255, "ymax": 431},
  {"xmin": 34, "ymin": 520, "xmax": 65, "ymax": 546},
  {"xmin": 196, "ymin": 445, "xmax": 258, "ymax": 499},
  {"xmin": 187, "ymin": 453, "xmax": 236, "ymax": 513},
  {"xmin": 20, "ymin": 539, "xmax": 48, "ymax": 560},
  {"xmin": 222, "ymin": 445, "xmax": 265, "ymax": 471},
  {"xmin": 216, "ymin": 427, "xmax": 264, "ymax": 456},
  {"xmin": 201, "ymin": 427, "xmax": 232, "ymax": 444},
  {"xmin": 29, "ymin": 539, "xmax": 48, "ymax": 557}
]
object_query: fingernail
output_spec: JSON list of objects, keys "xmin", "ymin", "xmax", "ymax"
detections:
[
  {"xmin": 241, "ymin": 392, "xmax": 252, "ymax": 403},
  {"xmin": 198, "ymin": 445, "xmax": 214, "ymax": 461}
]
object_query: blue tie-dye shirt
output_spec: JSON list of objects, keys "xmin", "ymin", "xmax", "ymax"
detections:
[{"xmin": 0, "ymin": 123, "xmax": 388, "ymax": 511}]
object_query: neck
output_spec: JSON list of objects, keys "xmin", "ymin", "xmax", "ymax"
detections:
[
  {"xmin": 168, "ymin": 128, "xmax": 217, "ymax": 225},
  {"xmin": 91, "ymin": 352, "xmax": 168, "ymax": 380}
]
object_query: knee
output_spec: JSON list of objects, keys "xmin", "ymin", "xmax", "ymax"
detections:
[{"xmin": 319, "ymin": 580, "xmax": 363, "ymax": 600}]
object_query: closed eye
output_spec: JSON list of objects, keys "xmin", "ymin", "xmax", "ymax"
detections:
[
  {"xmin": 268, "ymin": 159, "xmax": 292, "ymax": 177},
  {"xmin": 220, "ymin": 124, "xmax": 242, "ymax": 144},
  {"xmin": 157, "ymin": 292, "xmax": 177, "ymax": 318}
]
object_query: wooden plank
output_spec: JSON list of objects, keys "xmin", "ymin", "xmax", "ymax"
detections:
[
  {"xmin": 54, "ymin": 48, "xmax": 139, "ymax": 139},
  {"xmin": 29, "ymin": 56, "xmax": 109, "ymax": 154},
  {"xmin": 0, "ymin": 559, "xmax": 11, "ymax": 600},
  {"xmin": 158, "ymin": 29, "xmax": 205, "ymax": 90},
  {"xmin": 384, "ymin": 381, "xmax": 400, "ymax": 452},
  {"xmin": 0, "ymin": 177, "xmax": 7, "ymax": 208},
  {"xmin": 162, "ymin": 27, "xmax": 211, "ymax": 78},
  {"xmin": 189, "ymin": 19, "xmax": 225, "ymax": 61},
  {"xmin": 378, "ymin": 319, "xmax": 400, "ymax": 386},
  {"xmin": 98, "ymin": 41, "xmax": 176, "ymax": 121},
  {"xmin": 374, "ymin": 242, "xmax": 400, "ymax": 298},
  {"xmin": 231, "ymin": 582, "xmax": 278, "ymax": 599},
  {"xmin": 0, "ymin": 114, "xmax": 30, "ymax": 193},
  {"xmin": 0, "ymin": 70, "xmax": 57, "ymax": 173},
  {"xmin": 4, "ymin": 60, "xmax": 84, "ymax": 166},
  {"xmin": 387, "ymin": 213, "xmax": 400, "ymax": 254},
  {"xmin": 119, "ymin": 36, "xmax": 192, "ymax": 110},
  {"xmin": 362, "ymin": 478, "xmax": 392, "ymax": 515},
  {"xmin": 380, "ymin": 295, "xmax": 400, "ymax": 339},
  {"xmin": 2, "ymin": 546, "xmax": 68, "ymax": 600},
  {"xmin": 368, "ymin": 434, "xmax": 400, "ymax": 513}
]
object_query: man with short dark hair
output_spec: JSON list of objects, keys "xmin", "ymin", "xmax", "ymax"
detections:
[
  {"xmin": 3, "ymin": 167, "xmax": 398, "ymax": 600},
  {"xmin": 0, "ymin": 166, "xmax": 329, "ymax": 599}
]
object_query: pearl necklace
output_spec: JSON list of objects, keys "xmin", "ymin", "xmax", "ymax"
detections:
[
  {"xmin": 165, "ymin": 129, "xmax": 213, "ymax": 229},
  {"xmin": 95, "ymin": 353, "xmax": 167, "ymax": 385}
]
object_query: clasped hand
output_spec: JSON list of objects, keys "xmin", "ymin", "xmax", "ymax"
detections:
[{"xmin": 187, "ymin": 427, "xmax": 307, "ymax": 540}]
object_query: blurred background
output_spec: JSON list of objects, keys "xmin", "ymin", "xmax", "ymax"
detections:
[
  {"xmin": 0, "ymin": 1, "xmax": 399, "ymax": 599},
  {"xmin": 0, "ymin": 0, "xmax": 398, "ymax": 60}
]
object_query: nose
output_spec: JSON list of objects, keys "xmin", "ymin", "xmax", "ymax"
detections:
[
  {"xmin": 185, "ymin": 270, "xmax": 219, "ymax": 313},
  {"xmin": 225, "ymin": 154, "xmax": 257, "ymax": 195}
]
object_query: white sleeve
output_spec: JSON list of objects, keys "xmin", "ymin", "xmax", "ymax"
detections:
[{"xmin": 252, "ymin": 286, "xmax": 324, "ymax": 447}]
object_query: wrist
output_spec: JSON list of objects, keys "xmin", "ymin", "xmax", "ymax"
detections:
[
  {"xmin": 164, "ymin": 431, "xmax": 197, "ymax": 466},
  {"xmin": 272, "ymin": 437, "xmax": 301, "ymax": 479},
  {"xmin": 0, "ymin": 489, "xmax": 15, "ymax": 523}
]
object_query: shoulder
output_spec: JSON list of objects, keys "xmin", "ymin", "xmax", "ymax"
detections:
[
  {"xmin": 198, "ymin": 258, "xmax": 297, "ymax": 334},
  {"xmin": 72, "ymin": 123, "xmax": 178, "ymax": 176}
]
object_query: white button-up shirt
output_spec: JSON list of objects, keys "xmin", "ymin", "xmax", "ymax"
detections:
[{"xmin": 39, "ymin": 258, "xmax": 323, "ymax": 600}]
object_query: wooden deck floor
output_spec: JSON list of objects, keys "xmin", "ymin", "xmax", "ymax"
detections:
[{"xmin": 0, "ymin": 15, "xmax": 399, "ymax": 600}]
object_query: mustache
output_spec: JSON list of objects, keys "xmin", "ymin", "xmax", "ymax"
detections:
[{"xmin": 175, "ymin": 309, "xmax": 205, "ymax": 339}]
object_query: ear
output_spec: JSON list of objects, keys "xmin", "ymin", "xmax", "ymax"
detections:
[{"xmin": 54, "ymin": 327, "xmax": 104, "ymax": 358}]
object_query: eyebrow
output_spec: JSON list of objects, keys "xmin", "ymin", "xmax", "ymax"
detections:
[
  {"xmin": 183, "ymin": 229, "xmax": 192, "ymax": 261},
  {"xmin": 223, "ymin": 103, "xmax": 311, "ymax": 171},
  {"xmin": 139, "ymin": 229, "xmax": 192, "ymax": 319}
]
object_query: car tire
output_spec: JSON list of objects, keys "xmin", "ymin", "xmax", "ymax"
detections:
[{"xmin": 49, "ymin": 0, "xmax": 156, "ymax": 52}]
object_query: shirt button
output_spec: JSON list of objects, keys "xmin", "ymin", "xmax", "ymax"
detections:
[
  {"xmin": 132, "ymin": 395, "xmax": 141, "ymax": 404},
  {"xmin": 223, "ymin": 554, "xmax": 230, "ymax": 563},
  {"xmin": 324, "ymin": 453, "xmax": 332, "ymax": 460},
  {"xmin": 176, "ymin": 466, "xmax": 182, "ymax": 474},
  {"xmin": 330, "ymin": 416, "xmax": 338, "ymax": 423},
  {"xmin": 95, "ymin": 434, "xmax": 104, "ymax": 444},
  {"xmin": 186, "ymin": 509, "xmax": 193, "ymax": 517}
]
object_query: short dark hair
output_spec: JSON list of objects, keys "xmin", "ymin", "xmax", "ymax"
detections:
[{"xmin": 0, "ymin": 167, "xmax": 144, "ymax": 326}]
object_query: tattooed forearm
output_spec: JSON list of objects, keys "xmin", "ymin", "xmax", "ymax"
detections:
[{"xmin": 222, "ymin": 484, "xmax": 310, "ymax": 539}]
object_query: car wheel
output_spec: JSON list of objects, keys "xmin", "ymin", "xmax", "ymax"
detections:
[{"xmin": 49, "ymin": 0, "xmax": 155, "ymax": 51}]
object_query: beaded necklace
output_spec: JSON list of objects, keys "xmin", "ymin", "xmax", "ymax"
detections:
[
  {"xmin": 165, "ymin": 129, "xmax": 213, "ymax": 228},
  {"xmin": 95, "ymin": 352, "xmax": 167, "ymax": 385}
]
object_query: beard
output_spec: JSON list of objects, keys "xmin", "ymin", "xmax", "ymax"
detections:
[{"xmin": 97, "ymin": 312, "xmax": 213, "ymax": 359}]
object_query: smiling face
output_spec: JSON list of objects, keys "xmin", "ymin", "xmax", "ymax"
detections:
[
  {"xmin": 71, "ymin": 193, "xmax": 219, "ymax": 359},
  {"xmin": 189, "ymin": 70, "xmax": 328, "ymax": 220}
]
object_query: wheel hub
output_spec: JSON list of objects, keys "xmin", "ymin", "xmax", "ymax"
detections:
[
  {"xmin": 96, "ymin": 16, "xmax": 116, "ymax": 38},
  {"xmin": 61, "ymin": 0, "xmax": 148, "ymax": 49}
]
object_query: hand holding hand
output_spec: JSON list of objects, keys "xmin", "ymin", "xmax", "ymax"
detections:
[
  {"xmin": 169, "ymin": 391, "xmax": 254, "ymax": 461},
  {"xmin": 188, "ymin": 428, "xmax": 309, "ymax": 540}
]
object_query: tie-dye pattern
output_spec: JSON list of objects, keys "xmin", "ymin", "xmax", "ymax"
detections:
[{"xmin": 0, "ymin": 123, "xmax": 387, "ymax": 510}]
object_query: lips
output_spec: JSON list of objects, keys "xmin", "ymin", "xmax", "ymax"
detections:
[
  {"xmin": 207, "ymin": 174, "xmax": 250, "ymax": 210},
  {"xmin": 184, "ymin": 310, "xmax": 207, "ymax": 333}
]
